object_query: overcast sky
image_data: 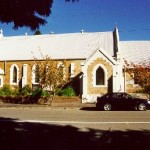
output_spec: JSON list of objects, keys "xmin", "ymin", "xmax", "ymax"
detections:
[{"xmin": 0, "ymin": 0, "xmax": 150, "ymax": 41}]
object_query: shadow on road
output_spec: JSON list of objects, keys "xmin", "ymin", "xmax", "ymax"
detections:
[
  {"xmin": 0, "ymin": 117, "xmax": 150, "ymax": 150},
  {"xmin": 80, "ymin": 107, "xmax": 139, "ymax": 111},
  {"xmin": 80, "ymin": 107, "xmax": 99, "ymax": 111}
]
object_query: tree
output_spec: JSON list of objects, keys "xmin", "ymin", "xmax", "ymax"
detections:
[
  {"xmin": 125, "ymin": 60, "xmax": 150, "ymax": 99},
  {"xmin": 34, "ymin": 30, "xmax": 42, "ymax": 35},
  {"xmin": 33, "ymin": 50, "xmax": 67, "ymax": 100},
  {"xmin": 66, "ymin": 0, "xmax": 79, "ymax": 2},
  {"xmin": 0, "ymin": 0, "xmax": 53, "ymax": 30},
  {"xmin": 0, "ymin": 0, "xmax": 78, "ymax": 30}
]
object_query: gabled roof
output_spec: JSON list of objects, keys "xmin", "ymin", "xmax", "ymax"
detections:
[
  {"xmin": 83, "ymin": 47, "xmax": 117, "ymax": 66},
  {"xmin": 0, "ymin": 31, "xmax": 114, "ymax": 61},
  {"xmin": 120, "ymin": 41, "xmax": 150, "ymax": 63}
]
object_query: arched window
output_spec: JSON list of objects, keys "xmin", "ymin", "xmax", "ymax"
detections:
[
  {"xmin": 35, "ymin": 65, "xmax": 40, "ymax": 83},
  {"xmin": 13, "ymin": 66, "xmax": 17, "ymax": 83},
  {"xmin": 10, "ymin": 64, "xmax": 19, "ymax": 85},
  {"xmin": 92, "ymin": 64, "xmax": 107, "ymax": 87},
  {"xmin": 96, "ymin": 67, "xmax": 104, "ymax": 85}
]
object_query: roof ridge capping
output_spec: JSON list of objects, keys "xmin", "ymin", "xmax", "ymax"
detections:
[{"xmin": 0, "ymin": 30, "xmax": 113, "ymax": 39}]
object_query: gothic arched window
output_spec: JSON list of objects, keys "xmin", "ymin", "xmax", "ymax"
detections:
[
  {"xmin": 96, "ymin": 66, "xmax": 105, "ymax": 85},
  {"xmin": 13, "ymin": 66, "xmax": 17, "ymax": 83},
  {"xmin": 10, "ymin": 64, "xmax": 19, "ymax": 85}
]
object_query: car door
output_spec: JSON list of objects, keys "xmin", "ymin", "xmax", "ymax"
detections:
[
  {"xmin": 116, "ymin": 93, "xmax": 125, "ymax": 109},
  {"xmin": 119, "ymin": 93, "xmax": 134, "ymax": 109},
  {"xmin": 124, "ymin": 93, "xmax": 135, "ymax": 108},
  {"xmin": 102, "ymin": 93, "xmax": 114, "ymax": 105},
  {"xmin": 110, "ymin": 93, "xmax": 118, "ymax": 109}
]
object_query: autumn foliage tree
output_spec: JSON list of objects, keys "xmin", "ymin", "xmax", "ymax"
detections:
[
  {"xmin": 33, "ymin": 51, "xmax": 67, "ymax": 99},
  {"xmin": 125, "ymin": 60, "xmax": 150, "ymax": 99}
]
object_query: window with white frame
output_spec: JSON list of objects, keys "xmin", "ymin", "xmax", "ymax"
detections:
[
  {"xmin": 96, "ymin": 66, "xmax": 105, "ymax": 85},
  {"xmin": 93, "ymin": 64, "xmax": 107, "ymax": 87},
  {"xmin": 13, "ymin": 66, "xmax": 17, "ymax": 83},
  {"xmin": 10, "ymin": 64, "xmax": 19, "ymax": 85}
]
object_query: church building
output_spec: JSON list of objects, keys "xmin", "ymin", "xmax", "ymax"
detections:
[{"xmin": 0, "ymin": 27, "xmax": 150, "ymax": 102}]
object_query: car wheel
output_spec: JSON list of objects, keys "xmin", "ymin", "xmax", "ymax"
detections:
[
  {"xmin": 138, "ymin": 103, "xmax": 146, "ymax": 111},
  {"xmin": 104, "ymin": 103, "xmax": 111, "ymax": 111}
]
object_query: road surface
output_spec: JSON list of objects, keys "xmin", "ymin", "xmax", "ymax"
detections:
[
  {"xmin": 0, "ymin": 107, "xmax": 150, "ymax": 150},
  {"xmin": 0, "ymin": 107, "xmax": 150, "ymax": 130}
]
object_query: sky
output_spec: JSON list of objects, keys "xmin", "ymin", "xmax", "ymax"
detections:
[{"xmin": 0, "ymin": 0, "xmax": 150, "ymax": 41}]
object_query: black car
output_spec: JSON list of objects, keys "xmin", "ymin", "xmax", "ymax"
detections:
[{"xmin": 96, "ymin": 92, "xmax": 150, "ymax": 111}]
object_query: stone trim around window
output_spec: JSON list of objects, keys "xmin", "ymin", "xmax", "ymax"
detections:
[{"xmin": 92, "ymin": 64, "xmax": 107, "ymax": 87}]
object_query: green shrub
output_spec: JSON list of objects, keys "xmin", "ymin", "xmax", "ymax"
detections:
[
  {"xmin": 19, "ymin": 85, "xmax": 32, "ymax": 96},
  {"xmin": 30, "ymin": 88, "xmax": 42, "ymax": 97},
  {"xmin": 56, "ymin": 88, "xmax": 64, "ymax": 96},
  {"xmin": 0, "ymin": 85, "xmax": 11, "ymax": 96},
  {"xmin": 41, "ymin": 90, "xmax": 51, "ymax": 97},
  {"xmin": 0, "ymin": 89, "xmax": 4, "ymax": 96},
  {"xmin": 59, "ymin": 86, "xmax": 76, "ymax": 97}
]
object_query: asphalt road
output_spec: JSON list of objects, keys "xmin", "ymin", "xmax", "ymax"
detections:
[
  {"xmin": 0, "ymin": 107, "xmax": 150, "ymax": 130},
  {"xmin": 0, "ymin": 107, "xmax": 150, "ymax": 150}
]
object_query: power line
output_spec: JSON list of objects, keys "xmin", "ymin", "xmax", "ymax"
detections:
[{"xmin": 119, "ymin": 28, "xmax": 150, "ymax": 33}]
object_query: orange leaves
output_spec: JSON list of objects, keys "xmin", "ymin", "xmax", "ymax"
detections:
[
  {"xmin": 33, "ymin": 51, "xmax": 67, "ymax": 96},
  {"xmin": 125, "ymin": 60, "xmax": 150, "ymax": 99}
]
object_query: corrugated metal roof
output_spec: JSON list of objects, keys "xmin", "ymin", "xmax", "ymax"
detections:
[
  {"xmin": 0, "ymin": 32, "xmax": 114, "ymax": 61},
  {"xmin": 120, "ymin": 41, "xmax": 150, "ymax": 63}
]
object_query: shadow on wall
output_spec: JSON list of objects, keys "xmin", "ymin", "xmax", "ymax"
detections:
[
  {"xmin": 108, "ymin": 76, "xmax": 113, "ymax": 93},
  {"xmin": 64, "ymin": 72, "xmax": 83, "ymax": 96},
  {"xmin": 0, "ymin": 117, "xmax": 150, "ymax": 150}
]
